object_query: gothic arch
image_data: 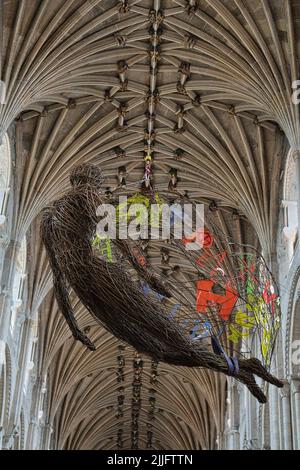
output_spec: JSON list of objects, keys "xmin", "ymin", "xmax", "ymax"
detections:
[
  {"xmin": 10, "ymin": 236, "xmax": 27, "ymax": 335},
  {"xmin": 285, "ymin": 267, "xmax": 300, "ymax": 377},
  {"xmin": 283, "ymin": 151, "xmax": 299, "ymax": 202},
  {"xmin": 281, "ymin": 150, "xmax": 299, "ymax": 266},
  {"xmin": 0, "ymin": 133, "xmax": 11, "ymax": 217},
  {"xmin": 1, "ymin": 0, "xmax": 300, "ymax": 450},
  {"xmin": 290, "ymin": 297, "xmax": 300, "ymax": 376},
  {"xmin": 0, "ymin": 352, "xmax": 6, "ymax": 430}
]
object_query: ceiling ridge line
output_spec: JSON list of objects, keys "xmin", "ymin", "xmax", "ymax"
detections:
[{"xmin": 140, "ymin": 2, "xmax": 164, "ymax": 194}]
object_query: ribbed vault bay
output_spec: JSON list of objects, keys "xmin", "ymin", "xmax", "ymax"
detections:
[{"xmin": 1, "ymin": 0, "xmax": 299, "ymax": 449}]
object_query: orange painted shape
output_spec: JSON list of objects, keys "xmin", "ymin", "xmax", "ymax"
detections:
[{"xmin": 196, "ymin": 279, "xmax": 238, "ymax": 321}]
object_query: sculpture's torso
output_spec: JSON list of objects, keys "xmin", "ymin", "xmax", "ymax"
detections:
[{"xmin": 41, "ymin": 185, "xmax": 102, "ymax": 279}]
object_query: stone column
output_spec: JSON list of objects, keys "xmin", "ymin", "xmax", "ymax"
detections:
[
  {"xmin": 293, "ymin": 151, "xmax": 300, "ymax": 243},
  {"xmin": 41, "ymin": 423, "xmax": 54, "ymax": 450},
  {"xmin": 217, "ymin": 431, "xmax": 225, "ymax": 450},
  {"xmin": 280, "ymin": 382, "xmax": 293, "ymax": 449},
  {"xmin": 227, "ymin": 380, "xmax": 240, "ymax": 449},
  {"xmin": 269, "ymin": 386, "xmax": 280, "ymax": 449},
  {"xmin": 261, "ymin": 402, "xmax": 271, "ymax": 450},
  {"xmin": 0, "ymin": 240, "xmax": 20, "ymax": 339},
  {"xmin": 9, "ymin": 318, "xmax": 34, "ymax": 426},
  {"xmin": 291, "ymin": 377, "xmax": 300, "ymax": 450}
]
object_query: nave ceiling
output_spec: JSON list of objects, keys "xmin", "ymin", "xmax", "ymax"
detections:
[{"xmin": 0, "ymin": 0, "xmax": 299, "ymax": 449}]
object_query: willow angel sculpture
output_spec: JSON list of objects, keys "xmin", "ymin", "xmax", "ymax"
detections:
[{"xmin": 40, "ymin": 163, "xmax": 283, "ymax": 403}]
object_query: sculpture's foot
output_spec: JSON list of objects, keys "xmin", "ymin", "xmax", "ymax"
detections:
[
  {"xmin": 233, "ymin": 357, "xmax": 284, "ymax": 403},
  {"xmin": 242, "ymin": 358, "xmax": 283, "ymax": 388}
]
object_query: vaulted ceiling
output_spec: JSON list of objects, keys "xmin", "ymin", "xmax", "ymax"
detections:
[{"xmin": 1, "ymin": 0, "xmax": 299, "ymax": 449}]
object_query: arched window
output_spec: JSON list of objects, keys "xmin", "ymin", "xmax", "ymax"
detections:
[
  {"xmin": 10, "ymin": 237, "xmax": 27, "ymax": 335},
  {"xmin": 0, "ymin": 133, "xmax": 11, "ymax": 223},
  {"xmin": 282, "ymin": 150, "xmax": 299, "ymax": 264}
]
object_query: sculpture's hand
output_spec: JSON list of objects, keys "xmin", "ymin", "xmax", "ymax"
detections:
[
  {"xmin": 147, "ymin": 276, "xmax": 172, "ymax": 298},
  {"xmin": 73, "ymin": 329, "xmax": 96, "ymax": 351},
  {"xmin": 114, "ymin": 239, "xmax": 172, "ymax": 298}
]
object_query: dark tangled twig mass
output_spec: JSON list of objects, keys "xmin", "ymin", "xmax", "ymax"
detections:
[{"xmin": 40, "ymin": 163, "xmax": 283, "ymax": 403}]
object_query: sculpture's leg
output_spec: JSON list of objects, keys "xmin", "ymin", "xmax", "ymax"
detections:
[
  {"xmin": 232, "ymin": 358, "xmax": 283, "ymax": 403},
  {"xmin": 236, "ymin": 370, "xmax": 267, "ymax": 403}
]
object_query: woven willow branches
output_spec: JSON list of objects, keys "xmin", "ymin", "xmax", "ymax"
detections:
[{"xmin": 40, "ymin": 164, "xmax": 283, "ymax": 403}]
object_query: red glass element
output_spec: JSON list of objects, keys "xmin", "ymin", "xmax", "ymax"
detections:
[
  {"xmin": 196, "ymin": 250, "xmax": 227, "ymax": 270},
  {"xmin": 132, "ymin": 247, "xmax": 147, "ymax": 267},
  {"xmin": 196, "ymin": 279, "xmax": 238, "ymax": 321},
  {"xmin": 182, "ymin": 229, "xmax": 213, "ymax": 250},
  {"xmin": 238, "ymin": 258, "xmax": 259, "ymax": 285},
  {"xmin": 263, "ymin": 280, "xmax": 277, "ymax": 314}
]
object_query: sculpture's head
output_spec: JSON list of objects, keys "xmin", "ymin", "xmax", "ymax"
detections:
[{"xmin": 70, "ymin": 163, "xmax": 103, "ymax": 189}]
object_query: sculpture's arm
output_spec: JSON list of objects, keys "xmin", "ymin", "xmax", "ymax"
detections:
[
  {"xmin": 94, "ymin": 192, "xmax": 172, "ymax": 297},
  {"xmin": 113, "ymin": 239, "xmax": 172, "ymax": 298},
  {"xmin": 41, "ymin": 215, "xmax": 96, "ymax": 351}
]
